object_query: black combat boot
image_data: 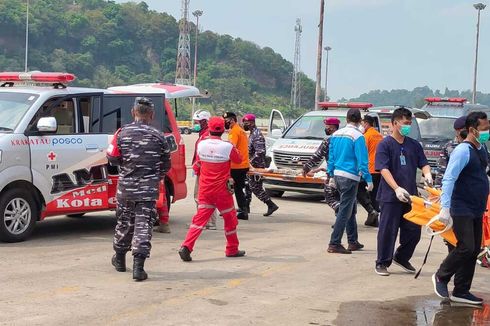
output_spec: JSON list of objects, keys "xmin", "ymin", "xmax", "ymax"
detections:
[
  {"xmin": 133, "ymin": 256, "xmax": 148, "ymax": 281},
  {"xmin": 111, "ymin": 253, "xmax": 127, "ymax": 272},
  {"xmin": 263, "ymin": 200, "xmax": 279, "ymax": 217},
  {"xmin": 364, "ymin": 210, "xmax": 379, "ymax": 227},
  {"xmin": 237, "ymin": 209, "xmax": 249, "ymax": 220}
]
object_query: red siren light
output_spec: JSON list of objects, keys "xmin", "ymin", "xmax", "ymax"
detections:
[{"xmin": 0, "ymin": 72, "xmax": 76, "ymax": 84}]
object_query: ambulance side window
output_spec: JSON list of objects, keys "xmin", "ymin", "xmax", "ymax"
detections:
[
  {"xmin": 77, "ymin": 96, "xmax": 98, "ymax": 133},
  {"xmin": 29, "ymin": 97, "xmax": 76, "ymax": 134}
]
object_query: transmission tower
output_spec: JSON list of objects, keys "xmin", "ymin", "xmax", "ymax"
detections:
[
  {"xmin": 291, "ymin": 19, "xmax": 302, "ymax": 111},
  {"xmin": 175, "ymin": 0, "xmax": 192, "ymax": 85}
]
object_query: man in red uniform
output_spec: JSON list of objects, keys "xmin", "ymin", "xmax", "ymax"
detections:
[
  {"xmin": 179, "ymin": 117, "xmax": 246, "ymax": 261},
  {"xmin": 190, "ymin": 110, "xmax": 219, "ymax": 230}
]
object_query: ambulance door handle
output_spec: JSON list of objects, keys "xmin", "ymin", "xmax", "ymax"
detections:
[{"xmin": 85, "ymin": 144, "xmax": 99, "ymax": 152}]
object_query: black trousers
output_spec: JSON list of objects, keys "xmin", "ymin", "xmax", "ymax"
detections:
[
  {"xmin": 437, "ymin": 216, "xmax": 483, "ymax": 295},
  {"xmin": 370, "ymin": 173, "xmax": 381, "ymax": 212},
  {"xmin": 231, "ymin": 168, "xmax": 249, "ymax": 212}
]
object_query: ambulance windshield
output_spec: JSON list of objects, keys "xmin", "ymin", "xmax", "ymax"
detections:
[
  {"xmin": 283, "ymin": 115, "xmax": 346, "ymax": 140},
  {"xmin": 0, "ymin": 92, "xmax": 39, "ymax": 132}
]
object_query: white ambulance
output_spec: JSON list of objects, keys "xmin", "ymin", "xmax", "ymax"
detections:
[
  {"xmin": 0, "ymin": 72, "xmax": 198, "ymax": 242},
  {"xmin": 262, "ymin": 103, "xmax": 429, "ymax": 197}
]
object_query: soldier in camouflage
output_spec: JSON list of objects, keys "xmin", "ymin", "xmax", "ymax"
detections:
[
  {"xmin": 107, "ymin": 97, "xmax": 171, "ymax": 281},
  {"xmin": 242, "ymin": 114, "xmax": 279, "ymax": 216},
  {"xmin": 434, "ymin": 116, "xmax": 467, "ymax": 188},
  {"xmin": 302, "ymin": 117, "xmax": 341, "ymax": 212}
]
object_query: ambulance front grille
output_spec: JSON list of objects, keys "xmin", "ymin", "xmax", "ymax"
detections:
[{"xmin": 273, "ymin": 151, "xmax": 316, "ymax": 169}]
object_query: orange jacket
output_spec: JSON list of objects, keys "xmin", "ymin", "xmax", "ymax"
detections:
[
  {"xmin": 364, "ymin": 126, "xmax": 383, "ymax": 174},
  {"xmin": 228, "ymin": 123, "xmax": 250, "ymax": 169}
]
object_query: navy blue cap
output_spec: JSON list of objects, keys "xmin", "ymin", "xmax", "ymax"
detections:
[{"xmin": 454, "ymin": 116, "xmax": 467, "ymax": 130}]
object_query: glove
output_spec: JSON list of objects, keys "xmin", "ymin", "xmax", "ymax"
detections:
[
  {"xmin": 366, "ymin": 182, "xmax": 374, "ymax": 192},
  {"xmin": 394, "ymin": 187, "xmax": 411, "ymax": 203},
  {"xmin": 424, "ymin": 173, "xmax": 434, "ymax": 188},
  {"xmin": 328, "ymin": 177, "xmax": 336, "ymax": 189},
  {"xmin": 437, "ymin": 207, "xmax": 451, "ymax": 226}
]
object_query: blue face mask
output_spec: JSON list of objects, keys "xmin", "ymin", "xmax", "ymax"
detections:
[{"xmin": 400, "ymin": 125, "xmax": 411, "ymax": 137}]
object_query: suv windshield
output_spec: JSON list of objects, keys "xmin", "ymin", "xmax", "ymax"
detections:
[
  {"xmin": 283, "ymin": 115, "xmax": 346, "ymax": 140},
  {"xmin": 418, "ymin": 117, "xmax": 455, "ymax": 140},
  {"xmin": 0, "ymin": 92, "xmax": 39, "ymax": 132}
]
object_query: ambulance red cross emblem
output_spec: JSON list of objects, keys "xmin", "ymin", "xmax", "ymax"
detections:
[{"xmin": 47, "ymin": 151, "xmax": 57, "ymax": 161}]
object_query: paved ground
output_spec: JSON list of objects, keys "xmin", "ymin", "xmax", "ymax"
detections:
[{"xmin": 0, "ymin": 134, "xmax": 488, "ymax": 326}]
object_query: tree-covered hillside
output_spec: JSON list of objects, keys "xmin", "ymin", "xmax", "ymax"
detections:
[
  {"xmin": 344, "ymin": 86, "xmax": 490, "ymax": 108},
  {"xmin": 0, "ymin": 0, "xmax": 316, "ymax": 118}
]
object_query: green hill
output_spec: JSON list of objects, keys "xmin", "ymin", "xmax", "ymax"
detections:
[{"xmin": 0, "ymin": 0, "xmax": 315, "ymax": 118}]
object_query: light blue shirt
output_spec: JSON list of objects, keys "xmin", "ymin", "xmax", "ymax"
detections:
[{"xmin": 441, "ymin": 143, "xmax": 473, "ymax": 209}]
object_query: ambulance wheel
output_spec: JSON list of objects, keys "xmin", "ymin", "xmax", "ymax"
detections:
[
  {"xmin": 0, "ymin": 188, "xmax": 38, "ymax": 243},
  {"xmin": 268, "ymin": 190, "xmax": 284, "ymax": 198},
  {"xmin": 67, "ymin": 213, "xmax": 86, "ymax": 218}
]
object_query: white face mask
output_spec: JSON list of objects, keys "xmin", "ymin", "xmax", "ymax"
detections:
[{"xmin": 358, "ymin": 125, "xmax": 366, "ymax": 134}]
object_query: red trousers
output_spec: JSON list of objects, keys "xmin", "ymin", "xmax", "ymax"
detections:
[
  {"xmin": 182, "ymin": 188, "xmax": 239, "ymax": 256},
  {"xmin": 158, "ymin": 182, "xmax": 169, "ymax": 224}
]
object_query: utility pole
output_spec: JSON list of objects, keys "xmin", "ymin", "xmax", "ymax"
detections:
[
  {"xmin": 24, "ymin": 0, "xmax": 29, "ymax": 72},
  {"xmin": 315, "ymin": 0, "xmax": 325, "ymax": 110},
  {"xmin": 291, "ymin": 18, "xmax": 302, "ymax": 113},
  {"xmin": 175, "ymin": 0, "xmax": 192, "ymax": 85},
  {"xmin": 324, "ymin": 46, "xmax": 331, "ymax": 101},
  {"xmin": 191, "ymin": 9, "xmax": 203, "ymax": 119},
  {"xmin": 472, "ymin": 3, "xmax": 486, "ymax": 104}
]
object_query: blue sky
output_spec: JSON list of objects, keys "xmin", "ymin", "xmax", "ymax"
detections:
[{"xmin": 127, "ymin": 0, "xmax": 489, "ymax": 100}]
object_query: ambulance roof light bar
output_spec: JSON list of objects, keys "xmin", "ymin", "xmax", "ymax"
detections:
[
  {"xmin": 0, "ymin": 72, "xmax": 76, "ymax": 88},
  {"xmin": 424, "ymin": 97, "xmax": 467, "ymax": 104},
  {"xmin": 318, "ymin": 102, "xmax": 373, "ymax": 111}
]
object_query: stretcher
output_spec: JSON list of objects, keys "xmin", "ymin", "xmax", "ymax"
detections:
[
  {"xmin": 247, "ymin": 168, "xmax": 326, "ymax": 184},
  {"xmin": 403, "ymin": 188, "xmax": 457, "ymax": 247}
]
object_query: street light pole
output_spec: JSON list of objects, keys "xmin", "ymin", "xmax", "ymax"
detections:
[
  {"xmin": 315, "ymin": 0, "xmax": 325, "ymax": 110},
  {"xmin": 24, "ymin": 0, "xmax": 29, "ymax": 72},
  {"xmin": 324, "ymin": 46, "xmax": 331, "ymax": 102},
  {"xmin": 191, "ymin": 10, "xmax": 203, "ymax": 120},
  {"xmin": 473, "ymin": 3, "xmax": 486, "ymax": 104}
]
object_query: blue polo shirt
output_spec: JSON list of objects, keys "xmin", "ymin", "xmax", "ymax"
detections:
[{"xmin": 375, "ymin": 136, "xmax": 428, "ymax": 203}]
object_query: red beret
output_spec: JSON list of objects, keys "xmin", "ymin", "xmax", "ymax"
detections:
[
  {"xmin": 208, "ymin": 116, "xmax": 225, "ymax": 132},
  {"xmin": 324, "ymin": 117, "xmax": 341, "ymax": 126},
  {"xmin": 242, "ymin": 113, "xmax": 256, "ymax": 122}
]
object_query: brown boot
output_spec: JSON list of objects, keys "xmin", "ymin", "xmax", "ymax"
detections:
[{"xmin": 327, "ymin": 244, "xmax": 352, "ymax": 254}]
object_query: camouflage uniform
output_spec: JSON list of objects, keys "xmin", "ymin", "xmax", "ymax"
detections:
[
  {"xmin": 435, "ymin": 140, "xmax": 459, "ymax": 188},
  {"xmin": 247, "ymin": 127, "xmax": 271, "ymax": 203},
  {"xmin": 112, "ymin": 121, "xmax": 171, "ymax": 258},
  {"xmin": 303, "ymin": 138, "xmax": 340, "ymax": 211}
]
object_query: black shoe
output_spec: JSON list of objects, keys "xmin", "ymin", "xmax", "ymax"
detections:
[
  {"xmin": 432, "ymin": 273, "xmax": 449, "ymax": 299},
  {"xmin": 111, "ymin": 253, "xmax": 127, "ymax": 272},
  {"xmin": 263, "ymin": 200, "xmax": 279, "ymax": 217},
  {"xmin": 226, "ymin": 250, "xmax": 246, "ymax": 257},
  {"xmin": 450, "ymin": 292, "xmax": 483, "ymax": 305},
  {"xmin": 347, "ymin": 241, "xmax": 364, "ymax": 251},
  {"xmin": 375, "ymin": 264, "xmax": 390, "ymax": 276},
  {"xmin": 179, "ymin": 246, "xmax": 192, "ymax": 262},
  {"xmin": 237, "ymin": 211, "xmax": 249, "ymax": 220},
  {"xmin": 364, "ymin": 211, "xmax": 379, "ymax": 227},
  {"xmin": 327, "ymin": 244, "xmax": 351, "ymax": 254},
  {"xmin": 393, "ymin": 257, "xmax": 416, "ymax": 274},
  {"xmin": 132, "ymin": 256, "xmax": 148, "ymax": 281}
]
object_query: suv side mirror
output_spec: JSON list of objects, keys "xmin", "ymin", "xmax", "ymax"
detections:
[
  {"xmin": 271, "ymin": 129, "xmax": 282, "ymax": 138},
  {"xmin": 37, "ymin": 117, "xmax": 57, "ymax": 133}
]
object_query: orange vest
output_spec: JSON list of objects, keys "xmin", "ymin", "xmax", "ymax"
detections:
[
  {"xmin": 228, "ymin": 123, "xmax": 249, "ymax": 169},
  {"xmin": 364, "ymin": 127, "xmax": 383, "ymax": 174}
]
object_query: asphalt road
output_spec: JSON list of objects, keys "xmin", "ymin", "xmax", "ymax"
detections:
[{"xmin": 0, "ymin": 133, "xmax": 488, "ymax": 326}]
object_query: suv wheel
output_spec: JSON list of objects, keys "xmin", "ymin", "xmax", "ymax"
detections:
[
  {"xmin": 184, "ymin": 128, "xmax": 192, "ymax": 135},
  {"xmin": 0, "ymin": 188, "xmax": 38, "ymax": 242}
]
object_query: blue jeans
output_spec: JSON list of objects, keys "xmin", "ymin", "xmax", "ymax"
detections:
[{"xmin": 329, "ymin": 176, "xmax": 359, "ymax": 246}]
